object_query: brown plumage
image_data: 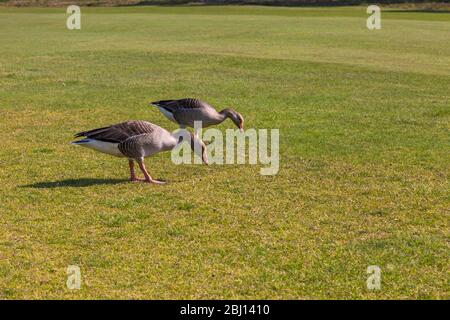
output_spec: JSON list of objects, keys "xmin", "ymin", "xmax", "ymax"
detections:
[
  {"xmin": 151, "ymin": 98, "xmax": 245, "ymax": 134},
  {"xmin": 72, "ymin": 120, "xmax": 208, "ymax": 184},
  {"xmin": 74, "ymin": 120, "xmax": 156, "ymax": 143},
  {"xmin": 118, "ymin": 133, "xmax": 155, "ymax": 159},
  {"xmin": 152, "ymin": 98, "xmax": 208, "ymax": 112}
]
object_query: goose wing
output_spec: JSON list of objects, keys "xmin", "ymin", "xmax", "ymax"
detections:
[
  {"xmin": 151, "ymin": 98, "xmax": 212, "ymax": 114},
  {"xmin": 117, "ymin": 133, "xmax": 156, "ymax": 159},
  {"xmin": 74, "ymin": 120, "xmax": 157, "ymax": 143}
]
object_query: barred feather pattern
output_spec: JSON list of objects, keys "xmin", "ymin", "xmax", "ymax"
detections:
[
  {"xmin": 74, "ymin": 120, "xmax": 156, "ymax": 143},
  {"xmin": 152, "ymin": 98, "xmax": 212, "ymax": 112},
  {"xmin": 118, "ymin": 134, "xmax": 153, "ymax": 159}
]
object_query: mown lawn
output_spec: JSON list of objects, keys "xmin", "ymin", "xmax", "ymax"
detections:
[{"xmin": 0, "ymin": 5, "xmax": 448, "ymax": 299}]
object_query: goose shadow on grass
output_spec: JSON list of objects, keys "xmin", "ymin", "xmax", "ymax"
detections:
[{"xmin": 22, "ymin": 178, "xmax": 128, "ymax": 189}]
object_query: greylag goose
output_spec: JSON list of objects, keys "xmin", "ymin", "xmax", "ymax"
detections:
[
  {"xmin": 150, "ymin": 98, "xmax": 244, "ymax": 136},
  {"xmin": 71, "ymin": 120, "xmax": 208, "ymax": 184}
]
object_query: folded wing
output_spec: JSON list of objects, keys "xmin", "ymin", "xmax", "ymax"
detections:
[
  {"xmin": 151, "ymin": 98, "xmax": 211, "ymax": 114},
  {"xmin": 74, "ymin": 120, "xmax": 156, "ymax": 143}
]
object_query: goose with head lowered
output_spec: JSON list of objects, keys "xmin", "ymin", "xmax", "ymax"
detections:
[
  {"xmin": 150, "ymin": 98, "xmax": 244, "ymax": 136},
  {"xmin": 72, "ymin": 120, "xmax": 208, "ymax": 184}
]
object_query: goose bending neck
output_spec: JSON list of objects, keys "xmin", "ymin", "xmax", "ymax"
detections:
[
  {"xmin": 167, "ymin": 130, "xmax": 199, "ymax": 149},
  {"xmin": 167, "ymin": 130, "xmax": 208, "ymax": 164},
  {"xmin": 218, "ymin": 109, "xmax": 233, "ymax": 123}
]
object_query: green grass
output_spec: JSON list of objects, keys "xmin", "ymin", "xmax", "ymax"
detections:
[{"xmin": 0, "ymin": 5, "xmax": 449, "ymax": 299}]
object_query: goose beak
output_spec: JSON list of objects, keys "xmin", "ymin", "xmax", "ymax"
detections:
[{"xmin": 239, "ymin": 126, "xmax": 244, "ymax": 133}]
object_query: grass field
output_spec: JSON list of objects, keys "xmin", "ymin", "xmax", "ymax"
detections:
[{"xmin": 0, "ymin": 5, "xmax": 449, "ymax": 299}]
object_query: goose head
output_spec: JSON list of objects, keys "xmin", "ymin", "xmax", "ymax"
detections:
[{"xmin": 221, "ymin": 108, "xmax": 244, "ymax": 132}]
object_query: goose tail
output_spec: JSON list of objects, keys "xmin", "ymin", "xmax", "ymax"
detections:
[
  {"xmin": 71, "ymin": 138, "xmax": 91, "ymax": 145},
  {"xmin": 150, "ymin": 100, "xmax": 173, "ymax": 107}
]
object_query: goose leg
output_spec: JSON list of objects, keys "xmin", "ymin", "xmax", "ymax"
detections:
[
  {"xmin": 137, "ymin": 159, "xmax": 165, "ymax": 184},
  {"xmin": 129, "ymin": 159, "xmax": 142, "ymax": 182}
]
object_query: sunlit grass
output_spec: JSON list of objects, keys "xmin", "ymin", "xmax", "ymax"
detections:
[{"xmin": 0, "ymin": 6, "xmax": 448, "ymax": 299}]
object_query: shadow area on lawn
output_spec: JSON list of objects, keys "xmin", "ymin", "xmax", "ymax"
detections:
[{"xmin": 22, "ymin": 178, "xmax": 127, "ymax": 188}]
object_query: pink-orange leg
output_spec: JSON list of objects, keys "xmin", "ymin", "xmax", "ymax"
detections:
[
  {"xmin": 137, "ymin": 159, "xmax": 165, "ymax": 184},
  {"xmin": 129, "ymin": 160, "xmax": 141, "ymax": 182}
]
